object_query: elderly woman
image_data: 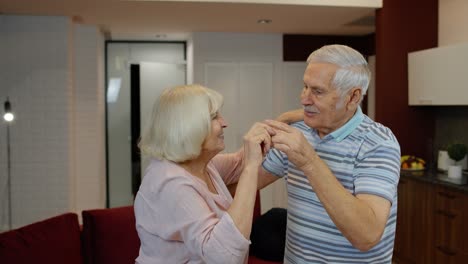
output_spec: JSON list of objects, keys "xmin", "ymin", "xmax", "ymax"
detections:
[{"xmin": 134, "ymin": 84, "xmax": 274, "ymax": 264}]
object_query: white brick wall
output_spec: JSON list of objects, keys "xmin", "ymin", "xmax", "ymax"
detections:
[
  {"xmin": 0, "ymin": 15, "xmax": 105, "ymax": 230},
  {"xmin": 72, "ymin": 24, "xmax": 106, "ymax": 214}
]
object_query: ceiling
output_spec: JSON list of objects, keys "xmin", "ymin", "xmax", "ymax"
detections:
[{"xmin": 0, "ymin": 0, "xmax": 381, "ymax": 40}]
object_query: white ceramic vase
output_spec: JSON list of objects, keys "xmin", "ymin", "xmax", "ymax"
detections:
[
  {"xmin": 454, "ymin": 155, "xmax": 467, "ymax": 170},
  {"xmin": 448, "ymin": 165, "xmax": 463, "ymax": 179}
]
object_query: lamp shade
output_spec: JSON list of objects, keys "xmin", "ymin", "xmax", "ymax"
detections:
[{"xmin": 3, "ymin": 99, "xmax": 14, "ymax": 122}]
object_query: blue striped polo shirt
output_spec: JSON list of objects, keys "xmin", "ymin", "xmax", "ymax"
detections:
[{"xmin": 263, "ymin": 107, "xmax": 401, "ymax": 264}]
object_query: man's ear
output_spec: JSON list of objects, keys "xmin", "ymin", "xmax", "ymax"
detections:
[{"xmin": 347, "ymin": 88, "xmax": 362, "ymax": 109}]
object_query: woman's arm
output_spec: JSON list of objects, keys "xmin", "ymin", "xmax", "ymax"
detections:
[
  {"xmin": 226, "ymin": 122, "xmax": 273, "ymax": 238},
  {"xmin": 275, "ymin": 108, "xmax": 303, "ymax": 124}
]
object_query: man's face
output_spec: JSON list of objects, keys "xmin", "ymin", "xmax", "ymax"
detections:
[{"xmin": 301, "ymin": 62, "xmax": 352, "ymax": 138}]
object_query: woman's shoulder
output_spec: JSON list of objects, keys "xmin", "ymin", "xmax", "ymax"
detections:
[{"xmin": 140, "ymin": 159, "xmax": 197, "ymax": 193}]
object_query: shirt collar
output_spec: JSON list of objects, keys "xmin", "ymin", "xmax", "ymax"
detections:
[{"xmin": 328, "ymin": 107, "xmax": 364, "ymax": 142}]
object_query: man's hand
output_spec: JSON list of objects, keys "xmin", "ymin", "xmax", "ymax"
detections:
[{"xmin": 264, "ymin": 119, "xmax": 317, "ymax": 171}]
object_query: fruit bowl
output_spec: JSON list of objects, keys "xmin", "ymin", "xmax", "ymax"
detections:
[
  {"xmin": 401, "ymin": 155, "xmax": 426, "ymax": 171},
  {"xmin": 401, "ymin": 168, "xmax": 425, "ymax": 172}
]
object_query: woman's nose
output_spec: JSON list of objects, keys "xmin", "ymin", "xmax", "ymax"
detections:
[{"xmin": 219, "ymin": 116, "xmax": 228, "ymax": 128}]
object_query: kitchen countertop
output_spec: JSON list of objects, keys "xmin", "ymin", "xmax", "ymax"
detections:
[{"xmin": 400, "ymin": 169, "xmax": 468, "ymax": 193}]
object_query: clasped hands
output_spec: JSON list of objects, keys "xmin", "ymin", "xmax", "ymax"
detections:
[{"xmin": 243, "ymin": 120, "xmax": 316, "ymax": 171}]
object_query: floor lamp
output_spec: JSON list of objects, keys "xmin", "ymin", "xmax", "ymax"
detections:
[{"xmin": 3, "ymin": 98, "xmax": 14, "ymax": 230}]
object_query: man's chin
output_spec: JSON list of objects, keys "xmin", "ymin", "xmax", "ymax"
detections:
[{"xmin": 303, "ymin": 117, "xmax": 317, "ymax": 128}]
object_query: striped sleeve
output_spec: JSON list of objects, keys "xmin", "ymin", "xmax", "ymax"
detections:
[
  {"xmin": 262, "ymin": 148, "xmax": 288, "ymax": 178},
  {"xmin": 354, "ymin": 137, "xmax": 401, "ymax": 204}
]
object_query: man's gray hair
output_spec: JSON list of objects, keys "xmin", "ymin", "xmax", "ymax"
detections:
[{"xmin": 307, "ymin": 44, "xmax": 371, "ymax": 103}]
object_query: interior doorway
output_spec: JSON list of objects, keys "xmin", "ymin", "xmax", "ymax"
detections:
[{"xmin": 106, "ymin": 41, "xmax": 186, "ymax": 207}]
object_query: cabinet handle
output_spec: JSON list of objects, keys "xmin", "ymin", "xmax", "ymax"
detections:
[
  {"xmin": 436, "ymin": 209, "xmax": 456, "ymax": 219},
  {"xmin": 437, "ymin": 191, "xmax": 456, "ymax": 199},
  {"xmin": 436, "ymin": 246, "xmax": 457, "ymax": 256}
]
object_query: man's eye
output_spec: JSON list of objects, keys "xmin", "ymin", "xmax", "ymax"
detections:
[{"xmin": 312, "ymin": 89, "xmax": 323, "ymax": 95}]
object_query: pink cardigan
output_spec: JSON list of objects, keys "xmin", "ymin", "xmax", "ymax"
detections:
[{"xmin": 134, "ymin": 152, "xmax": 250, "ymax": 264}]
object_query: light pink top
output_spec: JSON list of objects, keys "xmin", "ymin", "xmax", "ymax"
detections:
[{"xmin": 134, "ymin": 152, "xmax": 249, "ymax": 264}]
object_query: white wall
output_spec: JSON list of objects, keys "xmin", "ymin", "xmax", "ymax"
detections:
[
  {"xmin": 72, "ymin": 25, "xmax": 106, "ymax": 215},
  {"xmin": 439, "ymin": 0, "xmax": 468, "ymax": 46},
  {"xmin": 0, "ymin": 15, "xmax": 105, "ymax": 230}
]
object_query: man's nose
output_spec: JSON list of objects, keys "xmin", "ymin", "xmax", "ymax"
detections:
[{"xmin": 301, "ymin": 89, "xmax": 312, "ymax": 104}]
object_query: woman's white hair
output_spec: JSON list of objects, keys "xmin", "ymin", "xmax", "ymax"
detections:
[
  {"xmin": 139, "ymin": 84, "xmax": 223, "ymax": 162},
  {"xmin": 307, "ymin": 44, "xmax": 371, "ymax": 104}
]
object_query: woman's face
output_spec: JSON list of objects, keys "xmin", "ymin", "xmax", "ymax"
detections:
[{"xmin": 201, "ymin": 112, "xmax": 228, "ymax": 154}]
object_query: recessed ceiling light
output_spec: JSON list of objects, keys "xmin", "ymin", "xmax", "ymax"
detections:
[{"xmin": 257, "ymin": 19, "xmax": 272, "ymax": 24}]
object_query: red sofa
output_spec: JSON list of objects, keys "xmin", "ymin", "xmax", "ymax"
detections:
[
  {"xmin": 0, "ymin": 198, "xmax": 282, "ymax": 264},
  {"xmin": 0, "ymin": 206, "xmax": 139, "ymax": 264}
]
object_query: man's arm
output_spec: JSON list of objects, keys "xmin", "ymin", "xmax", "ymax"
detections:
[
  {"xmin": 265, "ymin": 119, "xmax": 395, "ymax": 251},
  {"xmin": 258, "ymin": 167, "xmax": 280, "ymax": 189},
  {"xmin": 300, "ymin": 156, "xmax": 391, "ymax": 251},
  {"xmin": 228, "ymin": 166, "xmax": 280, "ymax": 195}
]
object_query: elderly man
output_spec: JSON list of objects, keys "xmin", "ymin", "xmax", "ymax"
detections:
[{"xmin": 260, "ymin": 44, "xmax": 401, "ymax": 263}]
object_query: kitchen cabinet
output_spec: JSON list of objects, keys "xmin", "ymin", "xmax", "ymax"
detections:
[
  {"xmin": 433, "ymin": 185, "xmax": 468, "ymax": 263},
  {"xmin": 393, "ymin": 178, "xmax": 434, "ymax": 264},
  {"xmin": 394, "ymin": 176, "xmax": 468, "ymax": 263},
  {"xmin": 408, "ymin": 42, "xmax": 468, "ymax": 105}
]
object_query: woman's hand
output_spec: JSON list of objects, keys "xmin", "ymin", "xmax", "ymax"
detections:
[{"xmin": 242, "ymin": 122, "xmax": 275, "ymax": 167}]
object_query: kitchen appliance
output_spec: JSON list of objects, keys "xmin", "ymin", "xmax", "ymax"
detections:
[{"xmin": 437, "ymin": 150, "xmax": 452, "ymax": 171}]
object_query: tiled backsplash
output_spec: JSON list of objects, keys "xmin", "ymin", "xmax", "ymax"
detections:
[{"xmin": 433, "ymin": 106, "xmax": 468, "ymax": 167}]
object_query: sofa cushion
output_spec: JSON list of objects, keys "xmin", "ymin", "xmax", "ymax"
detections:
[
  {"xmin": 0, "ymin": 212, "xmax": 83, "ymax": 264},
  {"xmin": 82, "ymin": 206, "xmax": 140, "ymax": 264}
]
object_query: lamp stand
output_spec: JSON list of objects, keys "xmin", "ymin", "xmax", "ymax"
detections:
[{"xmin": 6, "ymin": 123, "xmax": 12, "ymax": 230}]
